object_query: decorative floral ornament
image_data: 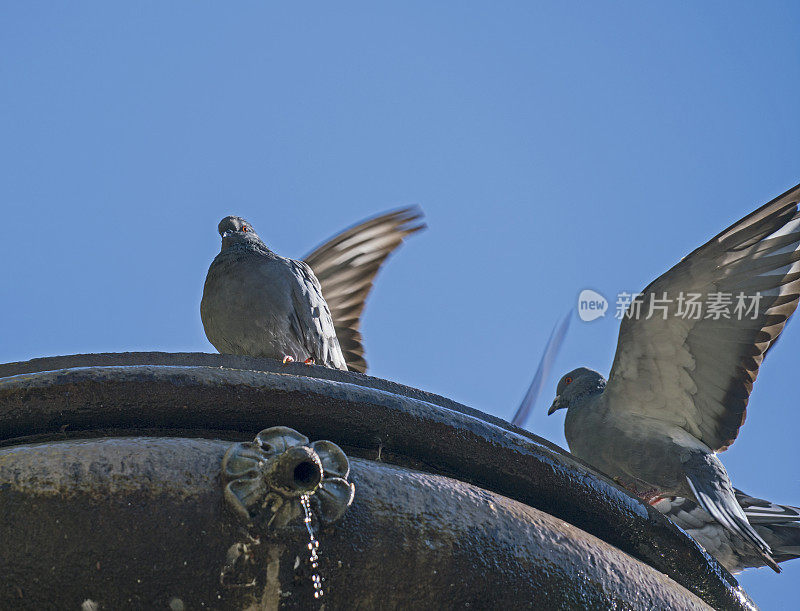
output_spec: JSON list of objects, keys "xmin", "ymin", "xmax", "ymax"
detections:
[{"xmin": 221, "ymin": 426, "xmax": 355, "ymax": 529}]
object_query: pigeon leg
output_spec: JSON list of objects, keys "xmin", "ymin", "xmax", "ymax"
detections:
[
  {"xmin": 611, "ymin": 477, "xmax": 663, "ymax": 504},
  {"xmin": 303, "ymin": 358, "xmax": 315, "ymax": 365},
  {"xmin": 282, "ymin": 356, "xmax": 295, "ymax": 365},
  {"xmin": 612, "ymin": 476, "xmax": 640, "ymax": 495}
]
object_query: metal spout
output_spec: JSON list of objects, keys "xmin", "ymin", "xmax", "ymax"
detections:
[{"xmin": 265, "ymin": 445, "xmax": 323, "ymax": 495}]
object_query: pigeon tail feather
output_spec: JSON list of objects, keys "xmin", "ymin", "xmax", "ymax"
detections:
[{"xmin": 684, "ymin": 454, "xmax": 780, "ymax": 572}]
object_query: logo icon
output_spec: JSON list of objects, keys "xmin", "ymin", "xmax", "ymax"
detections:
[{"xmin": 578, "ymin": 289, "xmax": 608, "ymax": 322}]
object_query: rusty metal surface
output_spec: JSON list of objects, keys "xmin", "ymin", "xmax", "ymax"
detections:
[
  {"xmin": 1, "ymin": 437, "xmax": 716, "ymax": 610},
  {"xmin": 0, "ymin": 352, "xmax": 756, "ymax": 610}
]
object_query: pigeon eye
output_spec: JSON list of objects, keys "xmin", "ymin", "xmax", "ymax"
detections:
[
  {"xmin": 241, "ymin": 226, "xmax": 250, "ymax": 233},
  {"xmin": 564, "ymin": 376, "xmax": 573, "ymax": 385}
]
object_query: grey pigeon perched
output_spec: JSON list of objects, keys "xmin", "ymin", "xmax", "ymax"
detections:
[
  {"xmin": 201, "ymin": 208, "xmax": 424, "ymax": 371},
  {"xmin": 548, "ymin": 183, "xmax": 800, "ymax": 573},
  {"xmin": 654, "ymin": 491, "xmax": 800, "ymax": 573}
]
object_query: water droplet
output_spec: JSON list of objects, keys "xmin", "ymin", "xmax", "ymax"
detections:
[{"xmin": 300, "ymin": 494, "xmax": 324, "ymax": 600}]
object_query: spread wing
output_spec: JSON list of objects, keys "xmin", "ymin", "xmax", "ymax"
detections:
[
  {"xmin": 288, "ymin": 259, "xmax": 348, "ymax": 370},
  {"xmin": 304, "ymin": 207, "xmax": 425, "ymax": 373},
  {"xmin": 604, "ymin": 183, "xmax": 800, "ymax": 451}
]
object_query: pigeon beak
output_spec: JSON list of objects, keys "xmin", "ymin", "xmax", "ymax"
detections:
[
  {"xmin": 547, "ymin": 396, "xmax": 564, "ymax": 416},
  {"xmin": 221, "ymin": 231, "xmax": 231, "ymax": 239}
]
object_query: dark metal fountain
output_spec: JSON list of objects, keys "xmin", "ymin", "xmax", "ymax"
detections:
[{"xmin": 0, "ymin": 353, "xmax": 755, "ymax": 609}]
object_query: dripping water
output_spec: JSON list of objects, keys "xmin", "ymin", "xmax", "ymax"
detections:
[{"xmin": 300, "ymin": 494, "xmax": 323, "ymax": 599}]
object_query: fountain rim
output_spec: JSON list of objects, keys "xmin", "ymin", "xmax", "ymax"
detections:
[{"xmin": 0, "ymin": 351, "xmax": 755, "ymax": 611}]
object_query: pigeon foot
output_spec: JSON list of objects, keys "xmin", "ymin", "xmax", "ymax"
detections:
[{"xmin": 611, "ymin": 477, "xmax": 663, "ymax": 504}]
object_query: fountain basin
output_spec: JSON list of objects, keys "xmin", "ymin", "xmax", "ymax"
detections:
[{"xmin": 0, "ymin": 353, "xmax": 755, "ymax": 609}]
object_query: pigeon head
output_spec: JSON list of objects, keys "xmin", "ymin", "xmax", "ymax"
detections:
[
  {"xmin": 548, "ymin": 367, "xmax": 606, "ymax": 415},
  {"xmin": 217, "ymin": 216, "xmax": 265, "ymax": 250}
]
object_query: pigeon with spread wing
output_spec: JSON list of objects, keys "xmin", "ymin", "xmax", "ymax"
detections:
[
  {"xmin": 201, "ymin": 207, "xmax": 424, "ymax": 371},
  {"xmin": 548, "ymin": 183, "xmax": 800, "ymax": 572}
]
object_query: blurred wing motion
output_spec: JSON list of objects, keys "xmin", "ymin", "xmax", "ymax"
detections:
[
  {"xmin": 512, "ymin": 312, "xmax": 571, "ymax": 427},
  {"xmin": 304, "ymin": 207, "xmax": 426, "ymax": 373},
  {"xmin": 655, "ymin": 490, "xmax": 800, "ymax": 573}
]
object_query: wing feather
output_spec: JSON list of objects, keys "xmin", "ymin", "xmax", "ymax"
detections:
[
  {"xmin": 512, "ymin": 313, "xmax": 571, "ymax": 427},
  {"xmin": 288, "ymin": 259, "xmax": 348, "ymax": 370},
  {"xmin": 304, "ymin": 207, "xmax": 425, "ymax": 373},
  {"xmin": 605, "ymin": 183, "xmax": 800, "ymax": 451}
]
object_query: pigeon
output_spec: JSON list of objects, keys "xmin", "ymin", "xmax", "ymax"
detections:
[
  {"xmin": 201, "ymin": 207, "xmax": 424, "ymax": 372},
  {"xmin": 653, "ymin": 490, "xmax": 800, "ymax": 573},
  {"xmin": 201, "ymin": 215, "xmax": 347, "ymax": 369},
  {"xmin": 547, "ymin": 183, "xmax": 800, "ymax": 573},
  {"xmin": 512, "ymin": 315, "xmax": 800, "ymax": 572}
]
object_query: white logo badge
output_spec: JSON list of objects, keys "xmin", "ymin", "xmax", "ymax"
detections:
[{"xmin": 578, "ymin": 289, "xmax": 608, "ymax": 322}]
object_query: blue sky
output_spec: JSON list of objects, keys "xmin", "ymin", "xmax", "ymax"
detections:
[{"xmin": 2, "ymin": 2, "xmax": 799, "ymax": 606}]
